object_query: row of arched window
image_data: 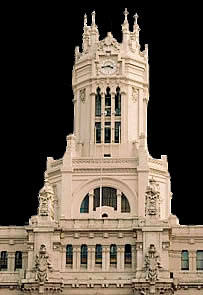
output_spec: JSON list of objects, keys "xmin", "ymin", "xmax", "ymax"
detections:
[
  {"xmin": 95, "ymin": 87, "xmax": 121, "ymax": 144},
  {"xmin": 95, "ymin": 87, "xmax": 121, "ymax": 117},
  {"xmin": 80, "ymin": 187, "xmax": 130, "ymax": 214},
  {"xmin": 181, "ymin": 250, "xmax": 203, "ymax": 270},
  {"xmin": 66, "ymin": 244, "xmax": 132, "ymax": 266},
  {"xmin": 0, "ymin": 251, "xmax": 22, "ymax": 271}
]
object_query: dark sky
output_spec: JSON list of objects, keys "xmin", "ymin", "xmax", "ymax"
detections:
[{"xmin": 1, "ymin": 5, "xmax": 202, "ymax": 226}]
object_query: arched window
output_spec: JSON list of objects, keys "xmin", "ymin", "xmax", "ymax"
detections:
[
  {"xmin": 121, "ymin": 194, "xmax": 130, "ymax": 213},
  {"xmin": 95, "ymin": 87, "xmax": 101, "ymax": 116},
  {"xmin": 124, "ymin": 244, "xmax": 132, "ymax": 265},
  {"xmin": 95, "ymin": 244, "xmax": 102, "ymax": 265},
  {"xmin": 115, "ymin": 87, "xmax": 121, "ymax": 116},
  {"xmin": 93, "ymin": 187, "xmax": 117, "ymax": 211},
  {"xmin": 0, "ymin": 251, "xmax": 8, "ymax": 270},
  {"xmin": 181, "ymin": 250, "xmax": 189, "ymax": 270},
  {"xmin": 105, "ymin": 87, "xmax": 111, "ymax": 116},
  {"xmin": 15, "ymin": 251, "xmax": 22, "ymax": 270},
  {"xmin": 110, "ymin": 244, "xmax": 117, "ymax": 265},
  {"xmin": 81, "ymin": 244, "xmax": 88, "ymax": 265},
  {"xmin": 196, "ymin": 250, "xmax": 203, "ymax": 270},
  {"xmin": 80, "ymin": 194, "xmax": 89, "ymax": 213},
  {"xmin": 66, "ymin": 245, "xmax": 73, "ymax": 265}
]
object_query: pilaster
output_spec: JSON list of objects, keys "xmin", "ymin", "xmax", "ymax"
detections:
[{"xmin": 8, "ymin": 252, "xmax": 15, "ymax": 272}]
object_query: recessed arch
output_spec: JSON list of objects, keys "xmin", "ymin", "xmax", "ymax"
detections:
[{"xmin": 72, "ymin": 177, "xmax": 137, "ymax": 218}]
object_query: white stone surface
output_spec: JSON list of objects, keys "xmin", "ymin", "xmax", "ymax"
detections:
[{"xmin": 0, "ymin": 8, "xmax": 203, "ymax": 295}]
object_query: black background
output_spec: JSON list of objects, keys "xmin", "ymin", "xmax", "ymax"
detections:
[{"xmin": 1, "ymin": 4, "xmax": 202, "ymax": 226}]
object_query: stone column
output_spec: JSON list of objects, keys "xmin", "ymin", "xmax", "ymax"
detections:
[
  {"xmin": 106, "ymin": 246, "xmax": 110, "ymax": 271},
  {"xmin": 131, "ymin": 245, "xmax": 136, "ymax": 271},
  {"xmin": 117, "ymin": 190, "xmax": 122, "ymax": 213},
  {"xmin": 120, "ymin": 245, "xmax": 125, "ymax": 271},
  {"xmin": 117, "ymin": 246, "xmax": 121, "ymax": 271},
  {"xmin": 91, "ymin": 246, "xmax": 95, "ymax": 271},
  {"xmin": 73, "ymin": 246, "xmax": 77, "ymax": 271},
  {"xmin": 8, "ymin": 252, "xmax": 15, "ymax": 272},
  {"xmin": 61, "ymin": 246, "xmax": 66, "ymax": 271},
  {"xmin": 22, "ymin": 252, "xmax": 28, "ymax": 270},
  {"xmin": 76, "ymin": 246, "xmax": 81, "ymax": 270},
  {"xmin": 136, "ymin": 242, "xmax": 143, "ymax": 272},
  {"xmin": 102, "ymin": 246, "xmax": 106, "ymax": 271},
  {"xmin": 89, "ymin": 190, "xmax": 94, "ymax": 214},
  {"xmin": 88, "ymin": 246, "xmax": 92, "ymax": 271},
  {"xmin": 190, "ymin": 250, "xmax": 196, "ymax": 271},
  {"xmin": 101, "ymin": 92, "xmax": 105, "ymax": 145}
]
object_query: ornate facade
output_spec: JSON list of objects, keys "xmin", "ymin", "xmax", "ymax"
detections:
[{"xmin": 0, "ymin": 9, "xmax": 203, "ymax": 295}]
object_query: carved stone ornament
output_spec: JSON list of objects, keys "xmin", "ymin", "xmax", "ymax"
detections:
[
  {"xmin": 80, "ymin": 88, "xmax": 86, "ymax": 103},
  {"xmin": 35, "ymin": 244, "xmax": 52, "ymax": 283},
  {"xmin": 38, "ymin": 172, "xmax": 55, "ymax": 220},
  {"xmin": 132, "ymin": 87, "xmax": 139, "ymax": 103},
  {"xmin": 145, "ymin": 177, "xmax": 160, "ymax": 218},
  {"xmin": 97, "ymin": 32, "xmax": 120, "ymax": 52},
  {"xmin": 144, "ymin": 244, "xmax": 161, "ymax": 283}
]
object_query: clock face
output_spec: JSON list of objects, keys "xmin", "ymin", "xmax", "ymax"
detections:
[{"xmin": 100, "ymin": 60, "xmax": 117, "ymax": 75}]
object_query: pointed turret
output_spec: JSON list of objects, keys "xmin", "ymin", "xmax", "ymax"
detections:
[
  {"xmin": 90, "ymin": 10, "xmax": 99, "ymax": 47},
  {"xmin": 122, "ymin": 8, "xmax": 130, "ymax": 46},
  {"xmin": 82, "ymin": 13, "xmax": 90, "ymax": 52},
  {"xmin": 133, "ymin": 13, "xmax": 140, "ymax": 47}
]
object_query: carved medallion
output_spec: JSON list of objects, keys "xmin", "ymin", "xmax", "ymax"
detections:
[{"xmin": 80, "ymin": 88, "xmax": 86, "ymax": 103}]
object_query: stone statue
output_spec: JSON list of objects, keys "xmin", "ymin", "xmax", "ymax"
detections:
[
  {"xmin": 35, "ymin": 244, "xmax": 52, "ymax": 283},
  {"xmin": 145, "ymin": 177, "xmax": 160, "ymax": 218},
  {"xmin": 38, "ymin": 172, "xmax": 55, "ymax": 220},
  {"xmin": 144, "ymin": 244, "xmax": 161, "ymax": 282}
]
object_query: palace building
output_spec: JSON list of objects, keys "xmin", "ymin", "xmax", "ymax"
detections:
[{"xmin": 0, "ymin": 8, "xmax": 203, "ymax": 295}]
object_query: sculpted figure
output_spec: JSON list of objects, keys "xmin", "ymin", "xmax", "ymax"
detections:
[
  {"xmin": 35, "ymin": 245, "xmax": 52, "ymax": 282},
  {"xmin": 145, "ymin": 244, "xmax": 161, "ymax": 282}
]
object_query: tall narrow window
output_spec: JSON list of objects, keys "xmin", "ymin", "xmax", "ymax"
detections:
[
  {"xmin": 115, "ymin": 122, "xmax": 121, "ymax": 143},
  {"xmin": 105, "ymin": 87, "xmax": 111, "ymax": 116},
  {"xmin": 15, "ymin": 251, "xmax": 22, "ymax": 270},
  {"xmin": 93, "ymin": 187, "xmax": 117, "ymax": 211},
  {"xmin": 0, "ymin": 251, "xmax": 8, "ymax": 270},
  {"xmin": 80, "ymin": 194, "xmax": 89, "ymax": 213},
  {"xmin": 66, "ymin": 245, "xmax": 73, "ymax": 265},
  {"xmin": 121, "ymin": 194, "xmax": 130, "ymax": 213},
  {"xmin": 125, "ymin": 244, "xmax": 132, "ymax": 265},
  {"xmin": 95, "ymin": 87, "xmax": 101, "ymax": 116},
  {"xmin": 95, "ymin": 122, "xmax": 101, "ymax": 143},
  {"xmin": 110, "ymin": 244, "xmax": 117, "ymax": 265},
  {"xmin": 181, "ymin": 250, "xmax": 189, "ymax": 270},
  {"xmin": 115, "ymin": 87, "xmax": 121, "ymax": 116},
  {"xmin": 197, "ymin": 250, "xmax": 203, "ymax": 270},
  {"xmin": 105, "ymin": 122, "xmax": 111, "ymax": 143},
  {"xmin": 81, "ymin": 244, "xmax": 88, "ymax": 265},
  {"xmin": 95, "ymin": 244, "xmax": 102, "ymax": 265}
]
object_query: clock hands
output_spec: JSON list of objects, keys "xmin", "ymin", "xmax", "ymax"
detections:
[{"xmin": 101, "ymin": 65, "xmax": 114, "ymax": 69}]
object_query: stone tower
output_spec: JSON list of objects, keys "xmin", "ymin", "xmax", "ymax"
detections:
[{"xmin": 1, "ymin": 8, "xmax": 202, "ymax": 295}]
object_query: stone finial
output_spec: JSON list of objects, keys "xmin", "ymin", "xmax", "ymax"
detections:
[
  {"xmin": 124, "ymin": 8, "xmax": 129, "ymax": 22},
  {"xmin": 91, "ymin": 10, "xmax": 96, "ymax": 25},
  {"xmin": 84, "ymin": 13, "xmax": 87, "ymax": 27},
  {"xmin": 134, "ymin": 13, "xmax": 139, "ymax": 24}
]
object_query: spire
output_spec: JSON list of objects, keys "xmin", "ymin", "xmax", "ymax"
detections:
[
  {"xmin": 133, "ymin": 12, "xmax": 140, "ymax": 45},
  {"xmin": 122, "ymin": 8, "xmax": 130, "ymax": 46},
  {"xmin": 84, "ymin": 13, "xmax": 87, "ymax": 27},
  {"xmin": 91, "ymin": 10, "xmax": 96, "ymax": 26},
  {"xmin": 124, "ymin": 8, "xmax": 129, "ymax": 24}
]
